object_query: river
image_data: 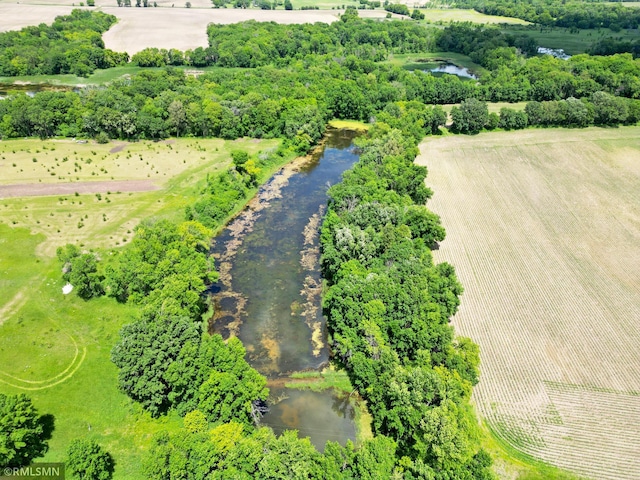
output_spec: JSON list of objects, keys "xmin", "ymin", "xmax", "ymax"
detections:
[{"xmin": 209, "ymin": 129, "xmax": 360, "ymax": 450}]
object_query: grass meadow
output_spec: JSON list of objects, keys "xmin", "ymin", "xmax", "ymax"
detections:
[
  {"xmin": 0, "ymin": 137, "xmax": 278, "ymax": 256},
  {"xmin": 418, "ymin": 8, "xmax": 529, "ymax": 25},
  {"xmin": 0, "ymin": 136, "xmax": 283, "ymax": 478},
  {"xmin": 419, "ymin": 126, "xmax": 640, "ymax": 480}
]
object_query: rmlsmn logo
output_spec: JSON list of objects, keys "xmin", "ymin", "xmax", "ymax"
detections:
[{"xmin": 1, "ymin": 463, "xmax": 64, "ymax": 479}]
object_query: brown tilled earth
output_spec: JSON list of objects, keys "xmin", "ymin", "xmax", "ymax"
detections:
[
  {"xmin": 419, "ymin": 127, "xmax": 640, "ymax": 480},
  {"xmin": 0, "ymin": 180, "xmax": 158, "ymax": 198}
]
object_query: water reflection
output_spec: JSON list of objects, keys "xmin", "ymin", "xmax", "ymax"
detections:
[
  {"xmin": 209, "ymin": 129, "xmax": 361, "ymax": 447},
  {"xmin": 264, "ymin": 388, "xmax": 356, "ymax": 451}
]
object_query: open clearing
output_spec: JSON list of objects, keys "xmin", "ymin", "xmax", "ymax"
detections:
[
  {"xmin": 418, "ymin": 127, "xmax": 640, "ymax": 480},
  {"xmin": 419, "ymin": 8, "xmax": 528, "ymax": 25},
  {"xmin": 0, "ymin": 137, "xmax": 278, "ymax": 256}
]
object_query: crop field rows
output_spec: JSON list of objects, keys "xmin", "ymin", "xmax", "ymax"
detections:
[{"xmin": 418, "ymin": 128, "xmax": 640, "ymax": 479}]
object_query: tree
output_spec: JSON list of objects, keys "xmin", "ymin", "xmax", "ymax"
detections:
[
  {"xmin": 64, "ymin": 253, "xmax": 104, "ymax": 299},
  {"xmin": 0, "ymin": 394, "xmax": 50, "ymax": 468},
  {"xmin": 167, "ymin": 100, "xmax": 186, "ymax": 136},
  {"xmin": 450, "ymin": 98, "xmax": 489, "ymax": 134},
  {"xmin": 498, "ymin": 107, "xmax": 528, "ymax": 130},
  {"xmin": 110, "ymin": 314, "xmax": 201, "ymax": 416},
  {"xmin": 66, "ymin": 439, "xmax": 114, "ymax": 480},
  {"xmin": 284, "ymin": 0, "xmax": 292, "ymax": 9}
]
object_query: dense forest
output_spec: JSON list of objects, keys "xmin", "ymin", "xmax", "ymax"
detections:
[{"xmin": 3, "ymin": 12, "xmax": 640, "ymax": 142}]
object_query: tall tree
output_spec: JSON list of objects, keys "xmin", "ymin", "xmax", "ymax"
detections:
[{"xmin": 0, "ymin": 394, "xmax": 50, "ymax": 468}]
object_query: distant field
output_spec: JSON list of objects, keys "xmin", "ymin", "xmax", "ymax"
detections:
[
  {"xmin": 419, "ymin": 127, "xmax": 640, "ymax": 480},
  {"xmin": 419, "ymin": 8, "xmax": 529, "ymax": 25},
  {"xmin": 501, "ymin": 24, "xmax": 640, "ymax": 55},
  {"xmin": 0, "ymin": 137, "xmax": 278, "ymax": 256},
  {"xmin": 0, "ymin": 3, "xmax": 392, "ymax": 54}
]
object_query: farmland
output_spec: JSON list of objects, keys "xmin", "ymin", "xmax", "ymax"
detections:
[{"xmin": 418, "ymin": 127, "xmax": 640, "ymax": 480}]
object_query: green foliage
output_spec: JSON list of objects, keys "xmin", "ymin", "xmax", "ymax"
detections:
[
  {"xmin": 57, "ymin": 245, "xmax": 105, "ymax": 299},
  {"xmin": 112, "ymin": 312, "xmax": 269, "ymax": 422},
  {"xmin": 111, "ymin": 313, "xmax": 202, "ymax": 416},
  {"xmin": 103, "ymin": 219, "xmax": 214, "ymax": 317},
  {"xmin": 451, "ymin": 98, "xmax": 489, "ymax": 134},
  {"xmin": 385, "ymin": 3, "xmax": 410, "ymax": 16},
  {"xmin": 0, "ymin": 10, "xmax": 127, "ymax": 77},
  {"xmin": 0, "ymin": 394, "xmax": 49, "ymax": 468},
  {"xmin": 66, "ymin": 439, "xmax": 114, "ymax": 480},
  {"xmin": 459, "ymin": 0, "xmax": 640, "ymax": 31},
  {"xmin": 320, "ymin": 111, "xmax": 491, "ymax": 477},
  {"xmin": 498, "ymin": 107, "xmax": 528, "ymax": 130}
]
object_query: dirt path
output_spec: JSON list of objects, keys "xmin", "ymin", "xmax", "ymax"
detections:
[
  {"xmin": 0, "ymin": 288, "xmax": 27, "ymax": 326},
  {"xmin": 0, "ymin": 179, "xmax": 159, "ymax": 198}
]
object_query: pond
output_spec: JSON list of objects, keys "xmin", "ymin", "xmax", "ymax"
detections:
[
  {"xmin": 430, "ymin": 63, "xmax": 478, "ymax": 79},
  {"xmin": 209, "ymin": 129, "xmax": 360, "ymax": 448}
]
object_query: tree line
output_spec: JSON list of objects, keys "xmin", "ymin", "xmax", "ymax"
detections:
[
  {"xmin": 318, "ymin": 107, "xmax": 492, "ymax": 478},
  {"xmin": 2, "ymin": 47, "xmax": 640, "ymax": 142}
]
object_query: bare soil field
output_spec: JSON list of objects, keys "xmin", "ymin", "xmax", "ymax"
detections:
[
  {"xmin": 418, "ymin": 127, "xmax": 640, "ymax": 480},
  {"xmin": 0, "ymin": 4, "xmax": 78, "ymax": 32},
  {"xmin": 100, "ymin": 8, "xmax": 345, "ymax": 54},
  {"xmin": 0, "ymin": 179, "xmax": 157, "ymax": 198}
]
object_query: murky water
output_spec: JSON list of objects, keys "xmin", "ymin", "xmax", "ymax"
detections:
[
  {"xmin": 209, "ymin": 129, "xmax": 360, "ymax": 447},
  {"xmin": 265, "ymin": 387, "xmax": 356, "ymax": 451}
]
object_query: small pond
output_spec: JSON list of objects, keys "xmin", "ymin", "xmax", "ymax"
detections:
[
  {"xmin": 0, "ymin": 83, "xmax": 77, "ymax": 99},
  {"xmin": 430, "ymin": 63, "xmax": 478, "ymax": 79}
]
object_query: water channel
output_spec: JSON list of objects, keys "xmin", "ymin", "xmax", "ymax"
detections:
[{"xmin": 209, "ymin": 129, "xmax": 360, "ymax": 450}]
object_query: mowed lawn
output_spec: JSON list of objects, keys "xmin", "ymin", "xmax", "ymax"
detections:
[
  {"xmin": 0, "ymin": 136, "xmax": 281, "ymax": 478},
  {"xmin": 418, "ymin": 127, "xmax": 640, "ymax": 480}
]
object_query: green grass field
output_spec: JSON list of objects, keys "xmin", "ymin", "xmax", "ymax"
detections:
[
  {"xmin": 419, "ymin": 8, "xmax": 529, "ymax": 25},
  {"xmin": 501, "ymin": 24, "xmax": 640, "ymax": 55},
  {"xmin": 0, "ymin": 136, "xmax": 287, "ymax": 478},
  {"xmin": 0, "ymin": 137, "xmax": 279, "ymax": 256},
  {"xmin": 0, "ymin": 223, "xmax": 184, "ymax": 478}
]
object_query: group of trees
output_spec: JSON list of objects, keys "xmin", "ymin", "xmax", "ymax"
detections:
[
  {"xmin": 0, "ymin": 394, "xmax": 113, "ymax": 479},
  {"xmin": 319, "ymin": 110, "xmax": 492, "ymax": 477},
  {"xmin": 3, "ymin": 14, "xmax": 640, "ymax": 143},
  {"xmin": 4, "ymin": 45, "xmax": 640, "ymax": 142},
  {"xmin": 55, "ymin": 159, "xmax": 278, "ymax": 429},
  {"xmin": 0, "ymin": 10, "xmax": 127, "ymax": 76},
  {"xmin": 450, "ymin": 91, "xmax": 640, "ymax": 134}
]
